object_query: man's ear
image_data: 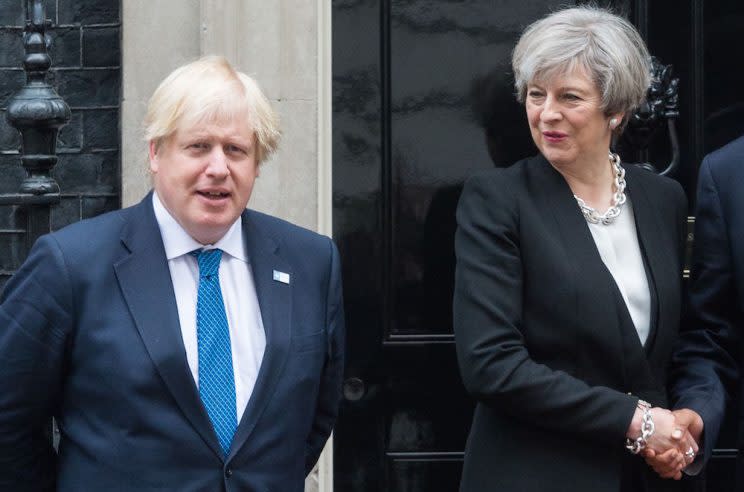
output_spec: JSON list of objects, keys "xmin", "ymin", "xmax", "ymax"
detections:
[{"xmin": 148, "ymin": 140, "xmax": 159, "ymax": 173}]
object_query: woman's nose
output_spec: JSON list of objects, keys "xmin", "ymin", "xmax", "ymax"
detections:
[{"xmin": 540, "ymin": 95, "xmax": 562, "ymax": 122}]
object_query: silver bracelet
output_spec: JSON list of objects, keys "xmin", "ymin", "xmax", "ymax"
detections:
[{"xmin": 625, "ymin": 399, "xmax": 654, "ymax": 454}]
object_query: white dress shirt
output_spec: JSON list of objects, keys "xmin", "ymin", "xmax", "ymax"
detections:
[
  {"xmin": 152, "ymin": 193, "xmax": 265, "ymax": 422},
  {"xmin": 586, "ymin": 197, "xmax": 651, "ymax": 345}
]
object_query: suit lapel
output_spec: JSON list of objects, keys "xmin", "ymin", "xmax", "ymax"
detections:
[
  {"xmin": 530, "ymin": 155, "xmax": 622, "ymax": 321},
  {"xmin": 113, "ymin": 194, "xmax": 223, "ymax": 460},
  {"xmin": 529, "ymin": 157, "xmax": 655, "ymax": 390},
  {"xmin": 228, "ymin": 210, "xmax": 292, "ymax": 460},
  {"xmin": 625, "ymin": 169, "xmax": 671, "ymax": 361},
  {"xmin": 606, "ymin": 167, "xmax": 671, "ymax": 402}
]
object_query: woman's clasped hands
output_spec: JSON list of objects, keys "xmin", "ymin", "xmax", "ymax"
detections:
[{"xmin": 627, "ymin": 405, "xmax": 704, "ymax": 480}]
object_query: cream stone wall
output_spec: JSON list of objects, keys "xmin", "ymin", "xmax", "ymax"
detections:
[
  {"xmin": 121, "ymin": 0, "xmax": 202, "ymax": 205},
  {"xmin": 122, "ymin": 1, "xmax": 333, "ymax": 491}
]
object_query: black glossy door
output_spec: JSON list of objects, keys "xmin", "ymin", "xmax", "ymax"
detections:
[{"xmin": 332, "ymin": 1, "xmax": 741, "ymax": 491}]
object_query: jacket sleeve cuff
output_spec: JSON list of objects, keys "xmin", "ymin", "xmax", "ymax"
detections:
[{"xmin": 673, "ymin": 395, "xmax": 724, "ymax": 466}]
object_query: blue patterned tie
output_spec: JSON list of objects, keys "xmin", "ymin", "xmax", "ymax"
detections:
[{"xmin": 191, "ymin": 249, "xmax": 237, "ymax": 456}]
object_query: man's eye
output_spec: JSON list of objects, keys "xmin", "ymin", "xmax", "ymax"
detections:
[
  {"xmin": 189, "ymin": 142, "xmax": 209, "ymax": 150},
  {"xmin": 226, "ymin": 145, "xmax": 247, "ymax": 155}
]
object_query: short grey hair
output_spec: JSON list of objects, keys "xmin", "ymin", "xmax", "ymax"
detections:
[{"xmin": 512, "ymin": 6, "xmax": 651, "ymax": 121}]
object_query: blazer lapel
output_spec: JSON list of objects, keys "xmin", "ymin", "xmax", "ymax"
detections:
[
  {"xmin": 228, "ymin": 210, "xmax": 292, "ymax": 460},
  {"xmin": 113, "ymin": 194, "xmax": 223, "ymax": 460},
  {"xmin": 529, "ymin": 157, "xmax": 649, "ymax": 388},
  {"xmin": 530, "ymin": 156, "xmax": 623, "ymax": 338},
  {"xmin": 625, "ymin": 170, "xmax": 674, "ymax": 363}
]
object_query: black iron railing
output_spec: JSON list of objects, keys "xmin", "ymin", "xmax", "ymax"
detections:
[{"xmin": 1, "ymin": 0, "xmax": 69, "ymax": 249}]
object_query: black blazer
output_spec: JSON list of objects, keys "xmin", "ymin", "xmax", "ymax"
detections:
[{"xmin": 454, "ymin": 155, "xmax": 687, "ymax": 492}]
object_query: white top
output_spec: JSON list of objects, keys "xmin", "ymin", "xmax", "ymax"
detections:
[
  {"xmin": 585, "ymin": 197, "xmax": 651, "ymax": 345},
  {"xmin": 152, "ymin": 193, "xmax": 266, "ymax": 422}
]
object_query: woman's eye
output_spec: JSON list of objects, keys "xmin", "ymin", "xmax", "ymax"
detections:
[
  {"xmin": 563, "ymin": 93, "xmax": 580, "ymax": 101},
  {"xmin": 528, "ymin": 91, "xmax": 544, "ymax": 99}
]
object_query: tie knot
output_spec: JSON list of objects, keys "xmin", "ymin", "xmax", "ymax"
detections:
[{"xmin": 191, "ymin": 248, "xmax": 223, "ymax": 278}]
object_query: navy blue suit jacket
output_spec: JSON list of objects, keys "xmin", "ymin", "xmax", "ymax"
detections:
[
  {"xmin": 670, "ymin": 135, "xmax": 744, "ymax": 471},
  {"xmin": 0, "ymin": 194, "xmax": 345, "ymax": 492}
]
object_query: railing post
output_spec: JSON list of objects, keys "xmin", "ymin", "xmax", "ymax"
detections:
[{"xmin": 2, "ymin": 0, "xmax": 69, "ymax": 249}]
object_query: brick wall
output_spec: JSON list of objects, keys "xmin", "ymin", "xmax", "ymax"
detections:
[{"xmin": 0, "ymin": 0, "xmax": 120, "ymax": 288}]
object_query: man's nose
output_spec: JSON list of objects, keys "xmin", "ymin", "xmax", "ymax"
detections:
[{"xmin": 205, "ymin": 148, "xmax": 229, "ymax": 177}]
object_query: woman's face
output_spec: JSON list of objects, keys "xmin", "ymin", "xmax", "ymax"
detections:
[{"xmin": 525, "ymin": 67, "xmax": 619, "ymax": 170}]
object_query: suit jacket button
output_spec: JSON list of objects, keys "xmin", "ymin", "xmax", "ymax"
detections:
[{"xmin": 225, "ymin": 468, "xmax": 233, "ymax": 478}]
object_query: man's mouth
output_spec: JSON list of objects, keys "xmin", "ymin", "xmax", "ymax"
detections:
[{"xmin": 197, "ymin": 190, "xmax": 230, "ymax": 199}]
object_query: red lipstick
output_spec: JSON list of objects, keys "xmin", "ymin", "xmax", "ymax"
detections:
[{"xmin": 542, "ymin": 131, "xmax": 567, "ymax": 143}]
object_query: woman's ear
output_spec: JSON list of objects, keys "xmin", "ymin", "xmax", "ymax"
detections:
[{"xmin": 609, "ymin": 112, "xmax": 625, "ymax": 130}]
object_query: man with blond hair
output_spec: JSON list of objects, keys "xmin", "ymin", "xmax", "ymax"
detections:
[{"xmin": 0, "ymin": 56, "xmax": 344, "ymax": 492}]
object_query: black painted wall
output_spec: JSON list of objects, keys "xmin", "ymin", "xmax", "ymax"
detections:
[{"xmin": 0, "ymin": 0, "xmax": 120, "ymax": 289}]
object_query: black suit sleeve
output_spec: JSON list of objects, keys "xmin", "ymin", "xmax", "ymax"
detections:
[
  {"xmin": 304, "ymin": 239, "xmax": 345, "ymax": 474},
  {"xmin": 0, "ymin": 235, "xmax": 74, "ymax": 492},
  {"xmin": 453, "ymin": 175, "xmax": 637, "ymax": 445},
  {"xmin": 670, "ymin": 156, "xmax": 738, "ymax": 460}
]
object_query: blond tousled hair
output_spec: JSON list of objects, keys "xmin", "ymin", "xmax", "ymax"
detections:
[{"xmin": 144, "ymin": 55, "xmax": 281, "ymax": 163}]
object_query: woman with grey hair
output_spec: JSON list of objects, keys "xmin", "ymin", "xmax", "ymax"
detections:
[{"xmin": 454, "ymin": 6, "xmax": 692, "ymax": 492}]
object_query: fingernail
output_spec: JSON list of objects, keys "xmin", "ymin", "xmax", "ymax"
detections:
[{"xmin": 672, "ymin": 429, "xmax": 683, "ymax": 439}]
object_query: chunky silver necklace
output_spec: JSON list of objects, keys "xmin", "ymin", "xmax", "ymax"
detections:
[{"xmin": 573, "ymin": 152, "xmax": 626, "ymax": 225}]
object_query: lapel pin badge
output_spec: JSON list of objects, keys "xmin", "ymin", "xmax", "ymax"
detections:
[{"xmin": 273, "ymin": 270, "xmax": 290, "ymax": 284}]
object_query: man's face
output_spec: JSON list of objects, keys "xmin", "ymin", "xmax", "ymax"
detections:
[{"xmin": 149, "ymin": 117, "xmax": 258, "ymax": 244}]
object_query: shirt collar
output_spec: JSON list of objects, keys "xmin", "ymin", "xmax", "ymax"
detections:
[{"xmin": 152, "ymin": 192, "xmax": 247, "ymax": 262}]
